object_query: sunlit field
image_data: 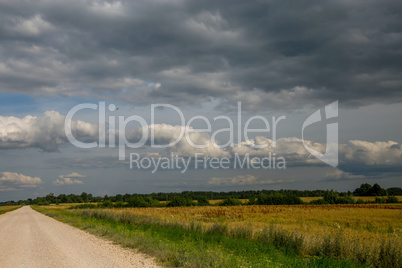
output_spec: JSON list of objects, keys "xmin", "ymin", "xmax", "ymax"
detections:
[
  {"xmin": 0, "ymin": 205, "xmax": 20, "ymax": 211},
  {"xmin": 0, "ymin": 206, "xmax": 21, "ymax": 215},
  {"xmin": 162, "ymin": 196, "xmax": 402, "ymax": 205},
  {"xmin": 208, "ymin": 196, "xmax": 402, "ymax": 204},
  {"xmin": 352, "ymin": 196, "xmax": 402, "ymax": 202},
  {"xmin": 80, "ymin": 204, "xmax": 401, "ymax": 267}
]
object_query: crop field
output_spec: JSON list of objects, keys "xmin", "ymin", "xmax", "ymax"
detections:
[
  {"xmin": 0, "ymin": 206, "xmax": 21, "ymax": 215},
  {"xmin": 54, "ymin": 203, "xmax": 401, "ymax": 267},
  {"xmin": 208, "ymin": 196, "xmax": 402, "ymax": 204},
  {"xmin": 352, "ymin": 196, "xmax": 402, "ymax": 202}
]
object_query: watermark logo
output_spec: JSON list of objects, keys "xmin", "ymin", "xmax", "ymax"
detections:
[
  {"xmin": 64, "ymin": 101, "xmax": 339, "ymax": 171},
  {"xmin": 302, "ymin": 101, "xmax": 338, "ymax": 167}
]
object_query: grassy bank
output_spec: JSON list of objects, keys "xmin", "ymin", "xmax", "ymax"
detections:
[{"xmin": 32, "ymin": 206, "xmax": 361, "ymax": 268}]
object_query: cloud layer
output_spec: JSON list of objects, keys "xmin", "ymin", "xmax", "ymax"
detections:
[
  {"xmin": 0, "ymin": 0, "xmax": 401, "ymax": 109},
  {"xmin": 1, "ymin": 112, "xmax": 401, "ymax": 176},
  {"xmin": 0, "ymin": 172, "xmax": 43, "ymax": 191},
  {"xmin": 53, "ymin": 172, "xmax": 86, "ymax": 186},
  {"xmin": 0, "ymin": 111, "xmax": 97, "ymax": 151}
]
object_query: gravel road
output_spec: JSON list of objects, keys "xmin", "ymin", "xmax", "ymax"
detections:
[{"xmin": 0, "ymin": 206, "xmax": 160, "ymax": 268}]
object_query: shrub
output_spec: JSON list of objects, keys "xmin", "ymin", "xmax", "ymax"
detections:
[
  {"xmin": 114, "ymin": 201, "xmax": 125, "ymax": 207},
  {"xmin": 323, "ymin": 190, "xmax": 354, "ymax": 204},
  {"xmin": 355, "ymin": 199, "xmax": 366, "ymax": 204},
  {"xmin": 99, "ymin": 200, "xmax": 113, "ymax": 208},
  {"xmin": 336, "ymin": 195, "xmax": 355, "ymax": 204},
  {"xmin": 247, "ymin": 196, "xmax": 257, "ymax": 205},
  {"xmin": 375, "ymin": 197, "xmax": 386, "ymax": 204},
  {"xmin": 196, "ymin": 196, "xmax": 210, "ymax": 206},
  {"xmin": 166, "ymin": 196, "xmax": 194, "ymax": 207},
  {"xmin": 127, "ymin": 196, "xmax": 148, "ymax": 207},
  {"xmin": 310, "ymin": 199, "xmax": 329, "ymax": 205},
  {"xmin": 386, "ymin": 196, "xmax": 399, "ymax": 203},
  {"xmin": 256, "ymin": 193, "xmax": 302, "ymax": 205},
  {"xmin": 219, "ymin": 197, "xmax": 242, "ymax": 206}
]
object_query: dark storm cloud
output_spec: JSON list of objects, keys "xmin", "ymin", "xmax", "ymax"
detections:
[{"xmin": 0, "ymin": 0, "xmax": 401, "ymax": 109}]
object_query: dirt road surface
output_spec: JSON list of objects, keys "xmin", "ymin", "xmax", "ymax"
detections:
[{"xmin": 0, "ymin": 206, "xmax": 160, "ymax": 268}]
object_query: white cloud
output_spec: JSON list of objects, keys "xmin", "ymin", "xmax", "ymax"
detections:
[
  {"xmin": 1, "ymin": 111, "xmax": 400, "ymax": 175},
  {"xmin": 341, "ymin": 140, "xmax": 402, "ymax": 166},
  {"xmin": 0, "ymin": 172, "xmax": 43, "ymax": 191},
  {"xmin": 53, "ymin": 177, "xmax": 84, "ymax": 186},
  {"xmin": 59, "ymin": 172, "xmax": 87, "ymax": 179},
  {"xmin": 89, "ymin": 1, "xmax": 126, "ymax": 17},
  {"xmin": 324, "ymin": 169, "xmax": 366, "ymax": 181},
  {"xmin": 127, "ymin": 124, "xmax": 230, "ymax": 158},
  {"xmin": 53, "ymin": 172, "xmax": 86, "ymax": 185},
  {"xmin": 11, "ymin": 15, "xmax": 54, "ymax": 36},
  {"xmin": 231, "ymin": 137, "xmax": 402, "ymax": 169},
  {"xmin": 0, "ymin": 111, "xmax": 98, "ymax": 152}
]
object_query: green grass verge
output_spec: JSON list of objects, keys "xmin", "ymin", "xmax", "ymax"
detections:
[{"xmin": 32, "ymin": 206, "xmax": 361, "ymax": 268}]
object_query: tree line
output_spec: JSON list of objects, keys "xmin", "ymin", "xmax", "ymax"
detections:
[{"xmin": 1, "ymin": 183, "xmax": 400, "ymax": 207}]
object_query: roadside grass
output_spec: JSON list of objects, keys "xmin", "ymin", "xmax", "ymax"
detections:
[
  {"xmin": 0, "ymin": 205, "xmax": 21, "ymax": 215},
  {"xmin": 32, "ymin": 206, "xmax": 361, "ymax": 268}
]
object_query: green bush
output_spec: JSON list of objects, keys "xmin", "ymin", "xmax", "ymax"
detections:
[
  {"xmin": 310, "ymin": 199, "xmax": 329, "ymax": 205},
  {"xmin": 256, "ymin": 193, "xmax": 303, "ymax": 205},
  {"xmin": 386, "ymin": 196, "xmax": 399, "ymax": 203},
  {"xmin": 99, "ymin": 200, "xmax": 113, "ymax": 208},
  {"xmin": 355, "ymin": 199, "xmax": 366, "ymax": 204},
  {"xmin": 375, "ymin": 197, "xmax": 386, "ymax": 204},
  {"xmin": 323, "ymin": 190, "xmax": 354, "ymax": 204},
  {"xmin": 166, "ymin": 196, "xmax": 194, "ymax": 207},
  {"xmin": 219, "ymin": 197, "xmax": 242, "ymax": 206},
  {"xmin": 127, "ymin": 196, "xmax": 148, "ymax": 207},
  {"xmin": 196, "ymin": 196, "xmax": 210, "ymax": 206}
]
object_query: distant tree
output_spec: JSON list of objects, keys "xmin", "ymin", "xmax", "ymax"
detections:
[
  {"xmin": 387, "ymin": 187, "xmax": 402, "ymax": 196},
  {"xmin": 248, "ymin": 196, "xmax": 257, "ymax": 205},
  {"xmin": 100, "ymin": 200, "xmax": 113, "ymax": 208},
  {"xmin": 196, "ymin": 196, "xmax": 210, "ymax": 206},
  {"xmin": 353, "ymin": 183, "xmax": 372, "ymax": 196},
  {"xmin": 127, "ymin": 196, "xmax": 147, "ymax": 207},
  {"xmin": 81, "ymin": 192, "xmax": 88, "ymax": 203},
  {"xmin": 166, "ymin": 196, "xmax": 194, "ymax": 207},
  {"xmin": 61, "ymin": 196, "xmax": 68, "ymax": 203},
  {"xmin": 386, "ymin": 196, "xmax": 399, "ymax": 203},
  {"xmin": 114, "ymin": 194, "xmax": 124, "ymax": 202},
  {"xmin": 219, "ymin": 197, "xmax": 242, "ymax": 206},
  {"xmin": 323, "ymin": 190, "xmax": 354, "ymax": 204},
  {"xmin": 368, "ymin": 183, "xmax": 386, "ymax": 196}
]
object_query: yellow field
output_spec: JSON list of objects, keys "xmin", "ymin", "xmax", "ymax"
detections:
[
  {"xmin": 353, "ymin": 196, "xmax": 402, "ymax": 202},
  {"xmin": 95, "ymin": 204, "xmax": 401, "ymax": 264},
  {"xmin": 208, "ymin": 196, "xmax": 402, "ymax": 204},
  {"xmin": 208, "ymin": 199, "xmax": 249, "ymax": 205},
  {"xmin": 300, "ymin": 196, "xmax": 402, "ymax": 202},
  {"xmin": 300, "ymin": 196, "xmax": 323, "ymax": 202},
  {"xmin": 0, "ymin": 205, "xmax": 21, "ymax": 215},
  {"xmin": 0, "ymin": 205, "xmax": 20, "ymax": 211}
]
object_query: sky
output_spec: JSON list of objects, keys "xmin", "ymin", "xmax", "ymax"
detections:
[{"xmin": 0, "ymin": 0, "xmax": 401, "ymax": 201}]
